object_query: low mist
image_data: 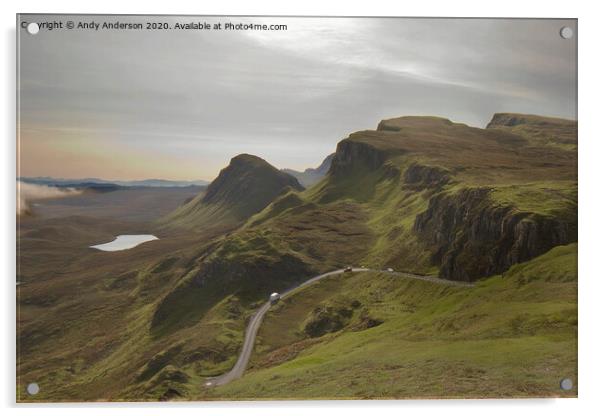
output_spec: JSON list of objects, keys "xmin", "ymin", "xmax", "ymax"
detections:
[{"xmin": 17, "ymin": 181, "xmax": 82, "ymax": 215}]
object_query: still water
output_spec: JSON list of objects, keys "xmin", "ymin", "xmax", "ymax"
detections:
[{"xmin": 90, "ymin": 235, "xmax": 158, "ymax": 251}]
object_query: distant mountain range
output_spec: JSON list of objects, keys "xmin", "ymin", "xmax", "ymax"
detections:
[
  {"xmin": 20, "ymin": 156, "xmax": 334, "ymax": 191},
  {"xmin": 18, "ymin": 176, "xmax": 209, "ymax": 188},
  {"xmin": 282, "ymin": 153, "xmax": 334, "ymax": 187}
]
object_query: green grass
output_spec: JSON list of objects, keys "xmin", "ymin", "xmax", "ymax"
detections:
[
  {"xmin": 487, "ymin": 113, "xmax": 577, "ymax": 151},
  {"xmin": 242, "ymin": 156, "xmax": 438, "ymax": 275},
  {"xmin": 18, "ymin": 114, "xmax": 577, "ymax": 401},
  {"xmin": 16, "ymin": 215, "xmax": 253, "ymax": 402},
  {"xmin": 161, "ymin": 154, "xmax": 303, "ymax": 231},
  {"xmin": 207, "ymin": 244, "xmax": 577, "ymax": 399},
  {"xmin": 490, "ymin": 181, "xmax": 577, "ymax": 220}
]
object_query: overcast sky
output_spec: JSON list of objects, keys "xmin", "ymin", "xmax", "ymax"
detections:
[{"xmin": 18, "ymin": 16, "xmax": 577, "ymax": 181}]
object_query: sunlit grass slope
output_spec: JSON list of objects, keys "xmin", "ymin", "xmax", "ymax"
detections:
[
  {"xmin": 209, "ymin": 244, "xmax": 577, "ymax": 399},
  {"xmin": 18, "ymin": 113, "xmax": 577, "ymax": 401}
]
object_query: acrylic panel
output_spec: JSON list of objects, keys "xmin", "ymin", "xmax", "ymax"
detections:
[{"xmin": 16, "ymin": 15, "xmax": 577, "ymax": 402}]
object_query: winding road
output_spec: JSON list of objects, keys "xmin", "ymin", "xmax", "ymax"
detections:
[{"xmin": 205, "ymin": 267, "xmax": 473, "ymax": 387}]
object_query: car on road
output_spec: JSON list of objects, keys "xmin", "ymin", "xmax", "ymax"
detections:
[
  {"xmin": 387, "ymin": 268, "xmax": 394, "ymax": 272},
  {"xmin": 344, "ymin": 266, "xmax": 353, "ymax": 272},
  {"xmin": 269, "ymin": 292, "xmax": 281, "ymax": 304}
]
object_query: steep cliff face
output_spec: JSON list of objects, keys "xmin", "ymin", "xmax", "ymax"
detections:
[
  {"xmin": 329, "ymin": 139, "xmax": 389, "ymax": 176},
  {"xmin": 312, "ymin": 153, "xmax": 335, "ymax": 175},
  {"xmin": 316, "ymin": 114, "xmax": 576, "ymax": 281},
  {"xmin": 403, "ymin": 163, "xmax": 451, "ymax": 190},
  {"xmin": 414, "ymin": 188, "xmax": 576, "ymax": 281}
]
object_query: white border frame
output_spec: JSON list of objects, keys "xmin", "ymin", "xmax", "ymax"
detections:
[{"xmin": 3, "ymin": 1, "xmax": 600, "ymax": 415}]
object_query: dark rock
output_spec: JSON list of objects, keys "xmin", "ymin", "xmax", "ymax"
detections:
[
  {"xmin": 303, "ymin": 306, "xmax": 353, "ymax": 337},
  {"xmin": 414, "ymin": 188, "xmax": 576, "ymax": 281},
  {"xmin": 329, "ymin": 140, "xmax": 388, "ymax": 176},
  {"xmin": 352, "ymin": 317, "xmax": 384, "ymax": 331},
  {"xmin": 159, "ymin": 388, "xmax": 182, "ymax": 401},
  {"xmin": 403, "ymin": 163, "xmax": 451, "ymax": 190},
  {"xmin": 351, "ymin": 309, "xmax": 384, "ymax": 332},
  {"xmin": 192, "ymin": 252, "xmax": 311, "ymax": 297}
]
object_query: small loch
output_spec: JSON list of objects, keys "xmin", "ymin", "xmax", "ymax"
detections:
[{"xmin": 90, "ymin": 235, "xmax": 158, "ymax": 252}]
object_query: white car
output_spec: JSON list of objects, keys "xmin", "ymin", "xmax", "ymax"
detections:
[
  {"xmin": 269, "ymin": 292, "xmax": 281, "ymax": 304},
  {"xmin": 387, "ymin": 268, "xmax": 394, "ymax": 272}
]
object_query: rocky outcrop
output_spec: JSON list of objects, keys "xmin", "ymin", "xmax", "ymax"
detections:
[
  {"xmin": 403, "ymin": 163, "xmax": 451, "ymax": 190},
  {"xmin": 377, "ymin": 121, "xmax": 404, "ymax": 132},
  {"xmin": 282, "ymin": 154, "xmax": 334, "ymax": 188},
  {"xmin": 487, "ymin": 113, "xmax": 535, "ymax": 128},
  {"xmin": 414, "ymin": 188, "xmax": 576, "ymax": 281},
  {"xmin": 486, "ymin": 113, "xmax": 577, "ymax": 148},
  {"xmin": 191, "ymin": 252, "xmax": 310, "ymax": 296},
  {"xmin": 486, "ymin": 113, "xmax": 575, "ymax": 129},
  {"xmin": 303, "ymin": 305, "xmax": 353, "ymax": 337},
  {"xmin": 329, "ymin": 139, "xmax": 388, "ymax": 176},
  {"xmin": 312, "ymin": 153, "xmax": 335, "ymax": 176}
]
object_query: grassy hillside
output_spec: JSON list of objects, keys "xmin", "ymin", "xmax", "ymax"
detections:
[
  {"xmin": 204, "ymin": 114, "xmax": 576, "ymax": 282},
  {"xmin": 163, "ymin": 154, "xmax": 303, "ymax": 231},
  {"xmin": 17, "ymin": 113, "xmax": 577, "ymax": 401},
  {"xmin": 209, "ymin": 243, "xmax": 577, "ymax": 399},
  {"xmin": 17, "ymin": 214, "xmax": 251, "ymax": 401},
  {"xmin": 487, "ymin": 113, "xmax": 578, "ymax": 151},
  {"xmin": 136, "ymin": 113, "xmax": 576, "ymax": 397}
]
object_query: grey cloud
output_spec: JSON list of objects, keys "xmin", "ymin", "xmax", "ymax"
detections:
[{"xmin": 18, "ymin": 15, "xmax": 576, "ymax": 178}]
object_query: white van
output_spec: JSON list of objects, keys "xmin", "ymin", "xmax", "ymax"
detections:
[{"xmin": 269, "ymin": 292, "xmax": 281, "ymax": 304}]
